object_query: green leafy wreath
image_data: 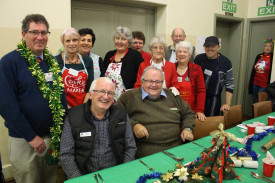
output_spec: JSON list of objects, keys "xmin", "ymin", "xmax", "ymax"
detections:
[{"xmin": 17, "ymin": 40, "xmax": 65, "ymax": 163}]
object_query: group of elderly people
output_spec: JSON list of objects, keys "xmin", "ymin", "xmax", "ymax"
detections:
[
  {"xmin": 57, "ymin": 26, "xmax": 208, "ymax": 120},
  {"xmin": 0, "ymin": 14, "xmax": 235, "ymax": 183},
  {"xmin": 54, "ymin": 25, "xmax": 209, "ymax": 178}
]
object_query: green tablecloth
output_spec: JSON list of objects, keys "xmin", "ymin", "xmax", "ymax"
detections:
[{"xmin": 65, "ymin": 113, "xmax": 275, "ymax": 183}]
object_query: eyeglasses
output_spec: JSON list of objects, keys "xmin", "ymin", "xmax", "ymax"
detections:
[
  {"xmin": 173, "ymin": 35, "xmax": 184, "ymax": 38},
  {"xmin": 143, "ymin": 79, "xmax": 163, "ymax": 85},
  {"xmin": 92, "ymin": 90, "xmax": 115, "ymax": 97},
  {"xmin": 152, "ymin": 46, "xmax": 164, "ymax": 50},
  {"xmin": 27, "ymin": 30, "xmax": 51, "ymax": 37}
]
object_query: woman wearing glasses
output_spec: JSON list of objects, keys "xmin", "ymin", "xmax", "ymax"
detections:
[
  {"xmin": 134, "ymin": 36, "xmax": 180, "ymax": 95},
  {"xmin": 103, "ymin": 26, "xmax": 144, "ymax": 102},
  {"xmin": 175, "ymin": 41, "xmax": 206, "ymax": 121},
  {"xmin": 55, "ymin": 27, "xmax": 94, "ymax": 108}
]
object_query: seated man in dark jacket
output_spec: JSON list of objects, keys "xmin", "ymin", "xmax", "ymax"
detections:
[
  {"xmin": 60, "ymin": 77, "xmax": 137, "ymax": 179},
  {"xmin": 266, "ymin": 81, "xmax": 275, "ymax": 112}
]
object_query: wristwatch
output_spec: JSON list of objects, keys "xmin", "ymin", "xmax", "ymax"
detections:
[{"xmin": 184, "ymin": 128, "xmax": 193, "ymax": 133}]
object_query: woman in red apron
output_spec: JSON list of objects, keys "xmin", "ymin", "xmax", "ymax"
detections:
[
  {"xmin": 134, "ymin": 36, "xmax": 180, "ymax": 95},
  {"xmin": 103, "ymin": 26, "xmax": 144, "ymax": 102},
  {"xmin": 175, "ymin": 41, "xmax": 206, "ymax": 121},
  {"xmin": 55, "ymin": 28, "xmax": 94, "ymax": 108}
]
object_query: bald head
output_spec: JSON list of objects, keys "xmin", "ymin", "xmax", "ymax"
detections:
[{"xmin": 171, "ymin": 28, "xmax": 186, "ymax": 46}]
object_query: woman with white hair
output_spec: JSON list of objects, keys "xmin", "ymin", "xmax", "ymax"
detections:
[
  {"xmin": 55, "ymin": 27, "xmax": 94, "ymax": 108},
  {"xmin": 134, "ymin": 36, "xmax": 180, "ymax": 94},
  {"xmin": 104, "ymin": 26, "xmax": 143, "ymax": 102},
  {"xmin": 176, "ymin": 41, "xmax": 206, "ymax": 121}
]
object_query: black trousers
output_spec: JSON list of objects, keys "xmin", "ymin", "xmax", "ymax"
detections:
[{"xmin": 205, "ymin": 94, "xmax": 222, "ymax": 117}]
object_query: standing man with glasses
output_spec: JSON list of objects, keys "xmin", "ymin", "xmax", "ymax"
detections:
[
  {"xmin": 165, "ymin": 28, "xmax": 186, "ymax": 63},
  {"xmin": 60, "ymin": 77, "xmax": 136, "ymax": 179},
  {"xmin": 165, "ymin": 28, "xmax": 195, "ymax": 63},
  {"xmin": 116, "ymin": 66, "xmax": 195, "ymax": 158},
  {"xmin": 0, "ymin": 14, "xmax": 67, "ymax": 183}
]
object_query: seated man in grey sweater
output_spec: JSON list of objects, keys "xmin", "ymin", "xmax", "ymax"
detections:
[
  {"xmin": 116, "ymin": 66, "xmax": 195, "ymax": 158},
  {"xmin": 60, "ymin": 77, "xmax": 137, "ymax": 179}
]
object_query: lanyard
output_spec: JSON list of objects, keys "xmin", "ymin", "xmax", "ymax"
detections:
[
  {"xmin": 176, "ymin": 62, "xmax": 189, "ymax": 82},
  {"xmin": 62, "ymin": 53, "xmax": 88, "ymax": 75}
]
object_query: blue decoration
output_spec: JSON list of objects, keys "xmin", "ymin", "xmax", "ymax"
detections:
[
  {"xmin": 136, "ymin": 172, "xmax": 162, "ymax": 183},
  {"xmin": 187, "ymin": 156, "xmax": 202, "ymax": 169},
  {"xmin": 228, "ymin": 128, "xmax": 275, "ymax": 161}
]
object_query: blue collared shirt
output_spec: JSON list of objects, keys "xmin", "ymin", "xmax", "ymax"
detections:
[
  {"xmin": 141, "ymin": 88, "xmax": 167, "ymax": 100},
  {"xmin": 34, "ymin": 53, "xmax": 44, "ymax": 60}
]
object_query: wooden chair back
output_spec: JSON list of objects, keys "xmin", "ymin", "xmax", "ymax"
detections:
[
  {"xmin": 223, "ymin": 105, "xmax": 243, "ymax": 129},
  {"xmin": 258, "ymin": 92, "xmax": 269, "ymax": 102},
  {"xmin": 252, "ymin": 101, "xmax": 272, "ymax": 118},
  {"xmin": 193, "ymin": 116, "xmax": 224, "ymax": 140}
]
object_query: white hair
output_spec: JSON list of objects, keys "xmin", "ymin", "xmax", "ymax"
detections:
[
  {"xmin": 141, "ymin": 66, "xmax": 165, "ymax": 81},
  {"xmin": 149, "ymin": 36, "xmax": 167, "ymax": 52},
  {"xmin": 175, "ymin": 41, "xmax": 193, "ymax": 56},
  {"xmin": 60, "ymin": 27, "xmax": 80, "ymax": 43},
  {"xmin": 89, "ymin": 77, "xmax": 115, "ymax": 92},
  {"xmin": 113, "ymin": 26, "xmax": 133, "ymax": 44}
]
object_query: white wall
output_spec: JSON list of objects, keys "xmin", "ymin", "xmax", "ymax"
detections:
[
  {"xmin": 0, "ymin": 0, "xmax": 71, "ymax": 179},
  {"xmin": 137, "ymin": 0, "xmax": 250, "ymax": 46},
  {"xmin": 248, "ymin": 0, "xmax": 274, "ymax": 18},
  {"xmin": 0, "ymin": 0, "xmax": 71, "ymax": 57}
]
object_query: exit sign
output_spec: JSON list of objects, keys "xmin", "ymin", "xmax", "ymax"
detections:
[
  {"xmin": 258, "ymin": 5, "xmax": 275, "ymax": 16},
  {"xmin": 222, "ymin": 1, "xmax": 237, "ymax": 13}
]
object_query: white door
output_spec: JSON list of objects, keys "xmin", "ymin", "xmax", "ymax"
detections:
[{"xmin": 72, "ymin": 1, "xmax": 155, "ymax": 58}]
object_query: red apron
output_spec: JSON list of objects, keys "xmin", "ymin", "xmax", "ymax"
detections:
[
  {"xmin": 178, "ymin": 72, "xmax": 196, "ymax": 111},
  {"xmin": 105, "ymin": 49, "xmax": 128, "ymax": 102},
  {"xmin": 62, "ymin": 53, "xmax": 88, "ymax": 107}
]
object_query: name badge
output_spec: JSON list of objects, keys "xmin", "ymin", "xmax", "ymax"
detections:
[
  {"xmin": 80, "ymin": 132, "xmax": 91, "ymax": 137},
  {"xmin": 204, "ymin": 69, "xmax": 212, "ymax": 76},
  {"xmin": 170, "ymin": 107, "xmax": 178, "ymax": 111},
  {"xmin": 69, "ymin": 68, "xmax": 79, "ymax": 76},
  {"xmin": 117, "ymin": 121, "xmax": 125, "ymax": 125},
  {"xmin": 177, "ymin": 77, "xmax": 182, "ymax": 82},
  {"xmin": 44, "ymin": 72, "xmax": 53, "ymax": 82}
]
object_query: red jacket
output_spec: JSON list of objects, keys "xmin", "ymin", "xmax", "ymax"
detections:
[
  {"xmin": 141, "ymin": 51, "xmax": 152, "ymax": 61},
  {"xmin": 134, "ymin": 60, "xmax": 180, "ymax": 90},
  {"xmin": 176, "ymin": 62, "xmax": 206, "ymax": 113}
]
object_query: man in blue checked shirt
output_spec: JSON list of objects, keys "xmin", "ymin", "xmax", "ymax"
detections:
[{"xmin": 60, "ymin": 77, "xmax": 136, "ymax": 179}]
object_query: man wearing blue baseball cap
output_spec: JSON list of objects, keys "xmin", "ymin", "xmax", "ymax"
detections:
[{"xmin": 194, "ymin": 36, "xmax": 234, "ymax": 117}]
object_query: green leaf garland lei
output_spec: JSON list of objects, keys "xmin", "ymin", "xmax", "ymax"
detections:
[{"xmin": 17, "ymin": 40, "xmax": 65, "ymax": 160}]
